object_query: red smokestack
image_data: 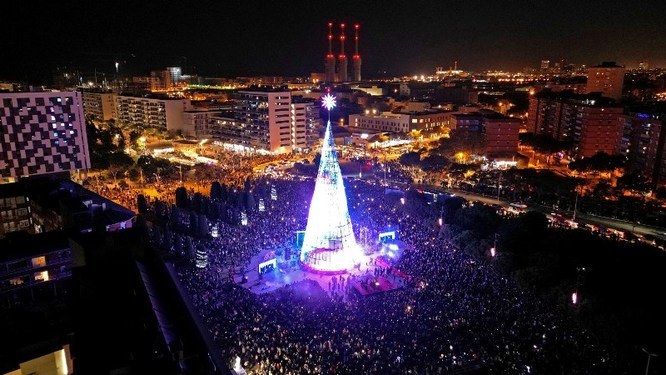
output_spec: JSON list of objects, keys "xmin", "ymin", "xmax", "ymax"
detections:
[
  {"xmin": 327, "ymin": 22, "xmax": 333, "ymax": 56},
  {"xmin": 339, "ymin": 23, "xmax": 346, "ymax": 58},
  {"xmin": 354, "ymin": 23, "xmax": 360, "ymax": 58}
]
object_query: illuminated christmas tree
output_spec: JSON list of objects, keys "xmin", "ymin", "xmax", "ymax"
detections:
[{"xmin": 301, "ymin": 94, "xmax": 362, "ymax": 273}]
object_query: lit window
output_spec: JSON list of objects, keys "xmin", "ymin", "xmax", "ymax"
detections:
[
  {"xmin": 35, "ymin": 270, "xmax": 50, "ymax": 282},
  {"xmin": 32, "ymin": 256, "xmax": 47, "ymax": 267}
]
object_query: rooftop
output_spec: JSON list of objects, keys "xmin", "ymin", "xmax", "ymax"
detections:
[
  {"xmin": 592, "ymin": 61, "xmax": 624, "ymax": 68},
  {"xmin": 534, "ymin": 89, "xmax": 619, "ymax": 106},
  {"xmin": 0, "ymin": 231, "xmax": 70, "ymax": 263}
]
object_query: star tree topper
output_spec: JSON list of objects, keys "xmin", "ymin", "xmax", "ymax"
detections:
[{"xmin": 322, "ymin": 93, "xmax": 336, "ymax": 111}]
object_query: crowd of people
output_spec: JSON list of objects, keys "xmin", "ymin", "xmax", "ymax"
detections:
[{"xmin": 156, "ymin": 177, "xmax": 618, "ymax": 374}]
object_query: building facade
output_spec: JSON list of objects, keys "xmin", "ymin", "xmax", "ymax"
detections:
[
  {"xmin": 527, "ymin": 91, "xmax": 624, "ymax": 156},
  {"xmin": 572, "ymin": 105, "xmax": 624, "ymax": 157},
  {"xmin": 483, "ymin": 115, "xmax": 522, "ymax": 156},
  {"xmin": 405, "ymin": 110, "xmax": 450, "ymax": 132},
  {"xmin": 0, "ymin": 232, "xmax": 73, "ymax": 305},
  {"xmin": 349, "ymin": 112, "xmax": 410, "ymax": 133},
  {"xmin": 452, "ymin": 110, "xmax": 521, "ymax": 157},
  {"xmin": 115, "ymin": 95, "xmax": 191, "ymax": 132},
  {"xmin": 1, "ymin": 91, "xmax": 91, "ymax": 180},
  {"xmin": 209, "ymin": 90, "xmax": 310, "ymax": 153},
  {"xmin": 621, "ymin": 112, "xmax": 666, "ymax": 185},
  {"xmin": 0, "ymin": 184, "xmax": 31, "ymax": 236},
  {"xmin": 81, "ymin": 90, "xmax": 117, "ymax": 121},
  {"xmin": 586, "ymin": 62, "xmax": 625, "ymax": 101},
  {"xmin": 182, "ymin": 108, "xmax": 222, "ymax": 138}
]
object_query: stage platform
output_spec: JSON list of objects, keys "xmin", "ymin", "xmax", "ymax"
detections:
[{"xmin": 235, "ymin": 248, "xmax": 408, "ymax": 299}]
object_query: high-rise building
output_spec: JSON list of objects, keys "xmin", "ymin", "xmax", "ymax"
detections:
[
  {"xmin": 115, "ymin": 94, "xmax": 191, "ymax": 132},
  {"xmin": 294, "ymin": 97, "xmax": 322, "ymax": 148},
  {"xmin": 81, "ymin": 90, "xmax": 117, "ymax": 121},
  {"xmin": 452, "ymin": 110, "xmax": 521, "ymax": 156},
  {"xmin": 621, "ymin": 112, "xmax": 666, "ymax": 185},
  {"xmin": 527, "ymin": 93, "xmax": 565, "ymax": 138},
  {"xmin": 1, "ymin": 91, "xmax": 91, "ymax": 180},
  {"xmin": 572, "ymin": 103, "xmax": 624, "ymax": 157},
  {"xmin": 149, "ymin": 66, "xmax": 182, "ymax": 91},
  {"xmin": 182, "ymin": 107, "xmax": 224, "ymax": 138},
  {"xmin": 527, "ymin": 90, "xmax": 624, "ymax": 156},
  {"xmin": 586, "ymin": 62, "xmax": 625, "ymax": 101},
  {"xmin": 165, "ymin": 66, "xmax": 182, "ymax": 87},
  {"xmin": 209, "ymin": 90, "xmax": 309, "ymax": 153},
  {"xmin": 540, "ymin": 60, "xmax": 550, "ymax": 71},
  {"xmin": 483, "ymin": 113, "xmax": 522, "ymax": 156}
]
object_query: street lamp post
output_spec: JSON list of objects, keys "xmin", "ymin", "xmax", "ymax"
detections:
[
  {"xmin": 573, "ymin": 188, "xmax": 579, "ymax": 221},
  {"xmin": 642, "ymin": 348, "xmax": 658, "ymax": 375},
  {"xmin": 496, "ymin": 170, "xmax": 502, "ymax": 201},
  {"xmin": 177, "ymin": 165, "xmax": 183, "ymax": 184}
]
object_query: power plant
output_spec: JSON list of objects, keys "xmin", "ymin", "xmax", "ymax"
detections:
[
  {"xmin": 324, "ymin": 22, "xmax": 361, "ymax": 83},
  {"xmin": 352, "ymin": 23, "xmax": 362, "ymax": 82}
]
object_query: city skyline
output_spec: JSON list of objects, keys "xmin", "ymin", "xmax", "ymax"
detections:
[{"xmin": 2, "ymin": 0, "xmax": 666, "ymax": 82}]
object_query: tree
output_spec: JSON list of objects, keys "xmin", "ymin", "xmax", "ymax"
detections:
[
  {"xmin": 419, "ymin": 154, "xmax": 449, "ymax": 172},
  {"xmin": 175, "ymin": 186, "xmax": 189, "ymax": 209},
  {"xmin": 399, "ymin": 151, "xmax": 421, "ymax": 166},
  {"xmin": 108, "ymin": 151, "xmax": 134, "ymax": 169},
  {"xmin": 569, "ymin": 152, "xmax": 626, "ymax": 172},
  {"xmin": 210, "ymin": 181, "xmax": 222, "ymax": 200},
  {"xmin": 137, "ymin": 194, "xmax": 148, "ymax": 214},
  {"xmin": 519, "ymin": 133, "xmax": 571, "ymax": 153}
]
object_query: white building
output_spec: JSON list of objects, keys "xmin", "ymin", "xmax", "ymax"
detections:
[
  {"xmin": 182, "ymin": 108, "xmax": 223, "ymax": 138},
  {"xmin": 348, "ymin": 112, "xmax": 411, "ymax": 133},
  {"xmin": 81, "ymin": 90, "xmax": 116, "ymax": 121},
  {"xmin": 209, "ymin": 90, "xmax": 312, "ymax": 153},
  {"xmin": 115, "ymin": 95, "xmax": 191, "ymax": 132},
  {"xmin": 0, "ymin": 91, "xmax": 90, "ymax": 180}
]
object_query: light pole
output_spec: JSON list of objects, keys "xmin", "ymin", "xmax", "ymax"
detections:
[
  {"xmin": 496, "ymin": 170, "xmax": 502, "ymax": 201},
  {"xmin": 642, "ymin": 348, "xmax": 658, "ymax": 375},
  {"xmin": 177, "ymin": 165, "xmax": 183, "ymax": 185},
  {"xmin": 573, "ymin": 188, "xmax": 579, "ymax": 221}
]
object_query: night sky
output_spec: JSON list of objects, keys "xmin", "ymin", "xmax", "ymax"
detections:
[{"xmin": 2, "ymin": 0, "xmax": 666, "ymax": 83}]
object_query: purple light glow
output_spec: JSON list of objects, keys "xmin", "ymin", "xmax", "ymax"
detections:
[{"xmin": 301, "ymin": 95, "xmax": 363, "ymax": 273}]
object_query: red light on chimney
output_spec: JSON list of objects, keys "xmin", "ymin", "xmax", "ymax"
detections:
[
  {"xmin": 341, "ymin": 23, "xmax": 346, "ymax": 28},
  {"xmin": 354, "ymin": 24, "xmax": 360, "ymax": 29}
]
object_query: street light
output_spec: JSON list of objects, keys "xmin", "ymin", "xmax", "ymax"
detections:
[{"xmin": 642, "ymin": 348, "xmax": 658, "ymax": 375}]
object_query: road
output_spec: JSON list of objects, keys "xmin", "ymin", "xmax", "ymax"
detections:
[{"xmin": 412, "ymin": 184, "xmax": 666, "ymax": 242}]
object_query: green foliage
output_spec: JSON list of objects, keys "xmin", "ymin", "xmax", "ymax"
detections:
[
  {"xmin": 435, "ymin": 129, "xmax": 485, "ymax": 157},
  {"xmin": 569, "ymin": 152, "xmax": 626, "ymax": 172},
  {"xmin": 398, "ymin": 151, "xmax": 420, "ymax": 166},
  {"xmin": 519, "ymin": 133, "xmax": 571, "ymax": 153}
]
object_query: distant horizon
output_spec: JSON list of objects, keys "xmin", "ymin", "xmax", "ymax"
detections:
[{"xmin": 2, "ymin": 0, "xmax": 665, "ymax": 83}]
